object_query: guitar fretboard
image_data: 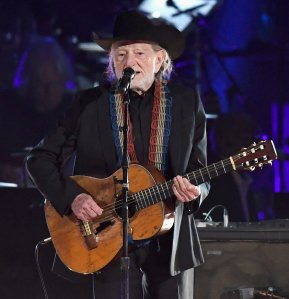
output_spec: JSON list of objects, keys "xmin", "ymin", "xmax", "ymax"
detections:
[{"xmin": 130, "ymin": 157, "xmax": 234, "ymax": 211}]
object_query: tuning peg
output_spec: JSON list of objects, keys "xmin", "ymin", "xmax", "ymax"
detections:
[
  {"xmin": 249, "ymin": 142, "xmax": 256, "ymax": 148},
  {"xmin": 258, "ymin": 163, "xmax": 263, "ymax": 169},
  {"xmin": 249, "ymin": 166, "xmax": 255, "ymax": 171},
  {"xmin": 268, "ymin": 161, "xmax": 272, "ymax": 166}
]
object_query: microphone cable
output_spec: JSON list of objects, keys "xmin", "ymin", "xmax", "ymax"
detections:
[
  {"xmin": 36, "ymin": 237, "xmax": 98, "ymax": 299},
  {"xmin": 35, "ymin": 237, "xmax": 52, "ymax": 299}
]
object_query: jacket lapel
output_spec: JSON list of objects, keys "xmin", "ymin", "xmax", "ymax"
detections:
[
  {"xmin": 168, "ymin": 103, "xmax": 194, "ymax": 176},
  {"xmin": 96, "ymin": 89, "xmax": 118, "ymax": 174}
]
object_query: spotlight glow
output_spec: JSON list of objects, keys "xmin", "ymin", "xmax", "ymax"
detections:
[{"xmin": 139, "ymin": 0, "xmax": 219, "ymax": 31}]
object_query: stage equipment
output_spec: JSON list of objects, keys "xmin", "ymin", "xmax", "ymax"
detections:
[
  {"xmin": 273, "ymin": 192, "xmax": 289, "ymax": 219},
  {"xmin": 195, "ymin": 220, "xmax": 289, "ymax": 299}
]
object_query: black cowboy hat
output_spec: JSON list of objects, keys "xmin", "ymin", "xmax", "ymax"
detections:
[{"xmin": 93, "ymin": 10, "xmax": 185, "ymax": 60}]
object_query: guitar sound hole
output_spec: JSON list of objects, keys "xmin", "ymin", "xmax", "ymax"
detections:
[
  {"xmin": 95, "ymin": 220, "xmax": 115, "ymax": 235},
  {"xmin": 115, "ymin": 195, "xmax": 137, "ymax": 219}
]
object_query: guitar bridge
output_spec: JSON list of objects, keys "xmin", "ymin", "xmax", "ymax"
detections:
[{"xmin": 81, "ymin": 221, "xmax": 99, "ymax": 249}]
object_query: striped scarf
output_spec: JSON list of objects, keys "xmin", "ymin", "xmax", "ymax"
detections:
[{"xmin": 109, "ymin": 80, "xmax": 172, "ymax": 173}]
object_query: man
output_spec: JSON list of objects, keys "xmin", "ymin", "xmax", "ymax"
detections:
[{"xmin": 26, "ymin": 10, "xmax": 210, "ymax": 299}]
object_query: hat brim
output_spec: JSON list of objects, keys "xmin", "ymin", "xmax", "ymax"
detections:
[{"xmin": 92, "ymin": 12, "xmax": 185, "ymax": 60}]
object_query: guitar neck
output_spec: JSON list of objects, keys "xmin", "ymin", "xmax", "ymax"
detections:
[
  {"xmin": 183, "ymin": 157, "xmax": 235, "ymax": 186},
  {"xmin": 133, "ymin": 157, "xmax": 235, "ymax": 211}
]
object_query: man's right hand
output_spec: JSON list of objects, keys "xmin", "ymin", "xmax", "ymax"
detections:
[{"xmin": 71, "ymin": 193, "xmax": 103, "ymax": 221}]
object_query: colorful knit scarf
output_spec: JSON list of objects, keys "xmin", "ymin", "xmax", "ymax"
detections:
[{"xmin": 109, "ymin": 80, "xmax": 172, "ymax": 173}]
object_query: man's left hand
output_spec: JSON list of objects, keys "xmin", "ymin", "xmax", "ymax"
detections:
[{"xmin": 172, "ymin": 175, "xmax": 200, "ymax": 202}]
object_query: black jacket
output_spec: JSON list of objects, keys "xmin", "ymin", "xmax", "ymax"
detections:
[{"xmin": 26, "ymin": 83, "xmax": 210, "ymax": 275}]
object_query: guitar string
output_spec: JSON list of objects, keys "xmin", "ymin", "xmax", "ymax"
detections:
[
  {"xmin": 93, "ymin": 157, "xmax": 239, "ymax": 224},
  {"xmin": 95, "ymin": 156, "xmax": 240, "ymax": 224},
  {"xmin": 99, "ymin": 158, "xmax": 232, "ymax": 213},
  {"xmin": 90, "ymin": 148, "xmax": 265, "ymax": 225},
  {"xmin": 98, "ymin": 143, "xmax": 266, "ymax": 218},
  {"xmin": 80, "ymin": 145, "xmax": 267, "ymax": 227},
  {"xmin": 91, "ymin": 144, "xmax": 267, "ymax": 224},
  {"xmin": 89, "ymin": 156, "xmax": 237, "ymax": 224}
]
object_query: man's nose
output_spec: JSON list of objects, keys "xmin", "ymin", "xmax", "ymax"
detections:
[{"xmin": 125, "ymin": 53, "xmax": 136, "ymax": 68}]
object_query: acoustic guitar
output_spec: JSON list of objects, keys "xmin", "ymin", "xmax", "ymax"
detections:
[{"xmin": 45, "ymin": 140, "xmax": 277, "ymax": 274}]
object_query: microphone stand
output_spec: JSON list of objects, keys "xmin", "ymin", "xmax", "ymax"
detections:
[{"xmin": 120, "ymin": 87, "xmax": 131, "ymax": 299}]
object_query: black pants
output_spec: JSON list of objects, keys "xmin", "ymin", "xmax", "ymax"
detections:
[
  {"xmin": 52, "ymin": 234, "xmax": 194, "ymax": 299},
  {"xmin": 92, "ymin": 235, "xmax": 194, "ymax": 299}
]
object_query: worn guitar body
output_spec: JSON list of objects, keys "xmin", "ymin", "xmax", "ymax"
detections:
[
  {"xmin": 45, "ymin": 140, "xmax": 277, "ymax": 274},
  {"xmin": 45, "ymin": 164, "xmax": 175, "ymax": 274}
]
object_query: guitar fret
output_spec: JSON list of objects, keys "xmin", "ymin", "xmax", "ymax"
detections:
[
  {"xmin": 206, "ymin": 167, "xmax": 211, "ymax": 180},
  {"xmin": 144, "ymin": 189, "xmax": 149, "ymax": 208},
  {"xmin": 133, "ymin": 147, "xmax": 265, "ymax": 213},
  {"xmin": 139, "ymin": 190, "xmax": 145, "ymax": 208},
  {"xmin": 148, "ymin": 187, "xmax": 153, "ymax": 205},
  {"xmin": 132, "ymin": 194, "xmax": 136, "ymax": 210},
  {"xmin": 213, "ymin": 163, "xmax": 218, "ymax": 176},
  {"xmin": 211, "ymin": 163, "xmax": 221, "ymax": 178},
  {"xmin": 132, "ymin": 193, "xmax": 138, "ymax": 210},
  {"xmin": 134, "ymin": 192, "xmax": 142, "ymax": 210},
  {"xmin": 223, "ymin": 159, "xmax": 229, "ymax": 172},
  {"xmin": 164, "ymin": 181, "xmax": 171, "ymax": 198},
  {"xmin": 193, "ymin": 172, "xmax": 199, "ymax": 185},
  {"xmin": 160, "ymin": 182, "xmax": 169, "ymax": 199},
  {"xmin": 153, "ymin": 186, "xmax": 158, "ymax": 203},
  {"xmin": 136, "ymin": 192, "xmax": 143, "ymax": 210},
  {"xmin": 199, "ymin": 169, "xmax": 204, "ymax": 182},
  {"xmin": 146, "ymin": 189, "xmax": 152, "ymax": 206},
  {"xmin": 145, "ymin": 189, "xmax": 150, "ymax": 206},
  {"xmin": 155, "ymin": 184, "xmax": 165, "ymax": 202},
  {"xmin": 227, "ymin": 158, "xmax": 234, "ymax": 171},
  {"xmin": 221, "ymin": 160, "xmax": 226, "ymax": 173}
]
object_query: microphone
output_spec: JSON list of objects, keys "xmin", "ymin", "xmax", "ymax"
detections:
[{"xmin": 118, "ymin": 67, "xmax": 136, "ymax": 94}]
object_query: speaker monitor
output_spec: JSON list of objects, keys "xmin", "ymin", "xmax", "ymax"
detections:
[{"xmin": 194, "ymin": 240, "xmax": 289, "ymax": 299}]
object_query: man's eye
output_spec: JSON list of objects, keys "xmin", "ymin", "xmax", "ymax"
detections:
[{"xmin": 116, "ymin": 52, "xmax": 126, "ymax": 58}]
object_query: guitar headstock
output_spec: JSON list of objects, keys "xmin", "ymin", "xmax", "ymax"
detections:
[{"xmin": 232, "ymin": 140, "xmax": 278, "ymax": 171}]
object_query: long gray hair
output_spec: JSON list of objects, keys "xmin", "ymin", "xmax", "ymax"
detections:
[{"xmin": 105, "ymin": 42, "xmax": 173, "ymax": 82}]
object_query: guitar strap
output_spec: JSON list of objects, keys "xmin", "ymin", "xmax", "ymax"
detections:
[{"xmin": 109, "ymin": 80, "xmax": 172, "ymax": 173}]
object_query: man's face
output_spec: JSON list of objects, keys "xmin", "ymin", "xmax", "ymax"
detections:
[{"xmin": 111, "ymin": 42, "xmax": 164, "ymax": 93}]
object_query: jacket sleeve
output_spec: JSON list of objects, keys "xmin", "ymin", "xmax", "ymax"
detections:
[
  {"xmin": 25, "ymin": 89, "xmax": 96, "ymax": 215},
  {"xmin": 185, "ymin": 91, "xmax": 210, "ymax": 214}
]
